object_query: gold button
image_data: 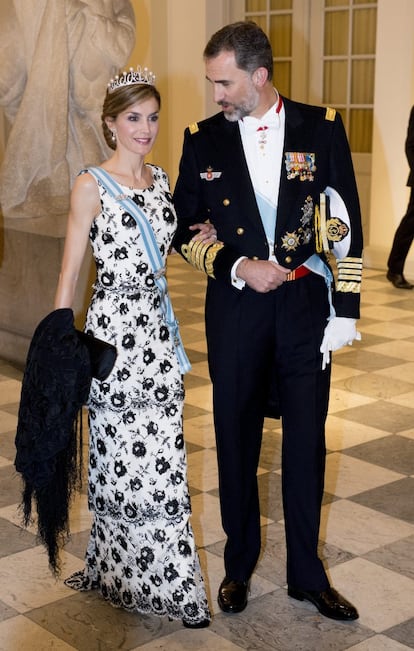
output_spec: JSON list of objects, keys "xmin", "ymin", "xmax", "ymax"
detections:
[
  {"xmin": 252, "ymin": 256, "xmax": 259, "ymax": 261},
  {"xmin": 236, "ymin": 227, "xmax": 244, "ymax": 235},
  {"xmin": 285, "ymin": 256, "xmax": 292, "ymax": 263},
  {"xmin": 223, "ymin": 198, "xmax": 230, "ymax": 206}
]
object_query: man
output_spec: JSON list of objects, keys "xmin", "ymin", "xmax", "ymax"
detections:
[
  {"xmin": 387, "ymin": 105, "xmax": 414, "ymax": 289},
  {"xmin": 173, "ymin": 22, "xmax": 363, "ymax": 621}
]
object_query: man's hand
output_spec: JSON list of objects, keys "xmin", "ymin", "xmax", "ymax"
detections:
[
  {"xmin": 236, "ymin": 258, "xmax": 290, "ymax": 292},
  {"xmin": 320, "ymin": 317, "xmax": 362, "ymax": 370}
]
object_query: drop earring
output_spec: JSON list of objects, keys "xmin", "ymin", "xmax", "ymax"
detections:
[{"xmin": 111, "ymin": 130, "xmax": 116, "ymax": 142}]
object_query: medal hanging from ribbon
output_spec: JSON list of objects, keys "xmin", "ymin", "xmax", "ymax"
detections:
[{"xmin": 285, "ymin": 152, "xmax": 316, "ymax": 181}]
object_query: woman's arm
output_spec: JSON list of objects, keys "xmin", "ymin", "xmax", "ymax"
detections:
[{"xmin": 54, "ymin": 172, "xmax": 100, "ymax": 309}]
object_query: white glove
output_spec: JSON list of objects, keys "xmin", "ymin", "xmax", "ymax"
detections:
[{"xmin": 320, "ymin": 317, "xmax": 361, "ymax": 370}]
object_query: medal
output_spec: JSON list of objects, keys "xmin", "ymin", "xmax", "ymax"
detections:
[{"xmin": 285, "ymin": 152, "xmax": 316, "ymax": 181}]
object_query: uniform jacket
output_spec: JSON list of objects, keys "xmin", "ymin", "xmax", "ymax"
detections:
[{"xmin": 173, "ymin": 96, "xmax": 363, "ymax": 319}]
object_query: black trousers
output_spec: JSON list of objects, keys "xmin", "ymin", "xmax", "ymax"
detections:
[
  {"xmin": 206, "ymin": 272, "xmax": 331, "ymax": 591},
  {"xmin": 388, "ymin": 187, "xmax": 414, "ymax": 274}
]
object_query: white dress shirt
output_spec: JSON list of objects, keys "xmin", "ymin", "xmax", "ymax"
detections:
[{"xmin": 231, "ymin": 93, "xmax": 285, "ymax": 287}]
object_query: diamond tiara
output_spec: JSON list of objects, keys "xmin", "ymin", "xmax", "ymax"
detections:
[{"xmin": 107, "ymin": 66, "xmax": 156, "ymax": 94}]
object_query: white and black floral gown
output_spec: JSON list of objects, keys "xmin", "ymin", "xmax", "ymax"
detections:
[{"xmin": 66, "ymin": 165, "xmax": 210, "ymax": 625}]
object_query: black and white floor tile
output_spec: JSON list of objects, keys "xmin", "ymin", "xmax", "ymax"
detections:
[{"xmin": 0, "ymin": 258, "xmax": 413, "ymax": 650}]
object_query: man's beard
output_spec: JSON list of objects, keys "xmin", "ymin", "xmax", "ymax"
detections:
[
  {"xmin": 219, "ymin": 87, "xmax": 259, "ymax": 122},
  {"xmin": 220, "ymin": 103, "xmax": 246, "ymax": 122}
]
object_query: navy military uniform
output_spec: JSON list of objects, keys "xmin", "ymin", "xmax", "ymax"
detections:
[{"xmin": 173, "ymin": 97, "xmax": 363, "ymax": 591}]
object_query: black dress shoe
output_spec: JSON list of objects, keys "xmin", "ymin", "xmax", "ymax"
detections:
[
  {"xmin": 182, "ymin": 618, "xmax": 210, "ymax": 628},
  {"xmin": 218, "ymin": 577, "xmax": 249, "ymax": 613},
  {"xmin": 386, "ymin": 271, "xmax": 414, "ymax": 289},
  {"xmin": 288, "ymin": 586, "xmax": 359, "ymax": 621}
]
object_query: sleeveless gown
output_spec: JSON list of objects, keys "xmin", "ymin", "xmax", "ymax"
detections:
[{"xmin": 65, "ymin": 165, "xmax": 210, "ymax": 625}]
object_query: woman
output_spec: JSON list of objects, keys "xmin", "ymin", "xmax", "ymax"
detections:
[{"xmin": 54, "ymin": 67, "xmax": 212, "ymax": 627}]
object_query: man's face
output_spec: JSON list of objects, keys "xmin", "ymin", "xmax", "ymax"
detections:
[{"xmin": 205, "ymin": 51, "xmax": 260, "ymax": 121}]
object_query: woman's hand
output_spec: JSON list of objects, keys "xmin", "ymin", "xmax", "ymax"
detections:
[
  {"xmin": 189, "ymin": 222, "xmax": 218, "ymax": 244},
  {"xmin": 169, "ymin": 221, "xmax": 218, "ymax": 255}
]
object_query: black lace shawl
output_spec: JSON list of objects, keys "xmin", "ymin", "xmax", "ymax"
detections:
[{"xmin": 15, "ymin": 309, "xmax": 92, "ymax": 575}]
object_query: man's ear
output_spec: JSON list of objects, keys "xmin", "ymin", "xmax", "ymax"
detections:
[{"xmin": 253, "ymin": 67, "xmax": 269, "ymax": 87}]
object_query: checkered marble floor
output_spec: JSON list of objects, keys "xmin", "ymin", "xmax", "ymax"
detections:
[{"xmin": 0, "ymin": 256, "xmax": 413, "ymax": 650}]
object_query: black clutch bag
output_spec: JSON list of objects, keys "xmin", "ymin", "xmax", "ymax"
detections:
[{"xmin": 76, "ymin": 330, "xmax": 117, "ymax": 380}]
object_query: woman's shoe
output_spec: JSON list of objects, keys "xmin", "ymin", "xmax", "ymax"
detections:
[{"xmin": 182, "ymin": 618, "xmax": 210, "ymax": 628}]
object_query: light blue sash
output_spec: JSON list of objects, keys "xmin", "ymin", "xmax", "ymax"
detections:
[
  {"xmin": 255, "ymin": 192, "xmax": 276, "ymax": 243},
  {"xmin": 87, "ymin": 166, "xmax": 191, "ymax": 374}
]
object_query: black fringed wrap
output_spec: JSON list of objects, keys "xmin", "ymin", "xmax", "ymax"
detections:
[{"xmin": 15, "ymin": 309, "xmax": 92, "ymax": 575}]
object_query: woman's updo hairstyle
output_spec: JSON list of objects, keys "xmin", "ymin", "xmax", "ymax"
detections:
[{"xmin": 102, "ymin": 83, "xmax": 161, "ymax": 150}]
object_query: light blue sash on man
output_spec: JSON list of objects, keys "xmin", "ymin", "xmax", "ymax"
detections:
[
  {"xmin": 255, "ymin": 185, "xmax": 336, "ymax": 316},
  {"xmin": 255, "ymin": 192, "xmax": 276, "ymax": 243},
  {"xmin": 87, "ymin": 166, "xmax": 191, "ymax": 374}
]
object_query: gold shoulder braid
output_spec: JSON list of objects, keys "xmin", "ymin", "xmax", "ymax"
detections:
[
  {"xmin": 181, "ymin": 239, "xmax": 224, "ymax": 278},
  {"xmin": 336, "ymin": 257, "xmax": 362, "ymax": 294}
]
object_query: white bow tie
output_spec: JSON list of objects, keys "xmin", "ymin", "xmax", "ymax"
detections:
[
  {"xmin": 242, "ymin": 94, "xmax": 283, "ymax": 133},
  {"xmin": 242, "ymin": 115, "xmax": 280, "ymax": 134}
]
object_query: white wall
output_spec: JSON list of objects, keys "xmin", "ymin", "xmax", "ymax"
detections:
[
  {"xmin": 166, "ymin": 0, "xmax": 207, "ymax": 184},
  {"xmin": 364, "ymin": 0, "xmax": 414, "ymax": 273},
  {"xmin": 128, "ymin": 0, "xmax": 227, "ymax": 186}
]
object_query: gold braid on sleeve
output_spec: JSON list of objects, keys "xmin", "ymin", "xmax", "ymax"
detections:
[
  {"xmin": 181, "ymin": 240, "xmax": 224, "ymax": 278},
  {"xmin": 336, "ymin": 256, "xmax": 363, "ymax": 294}
]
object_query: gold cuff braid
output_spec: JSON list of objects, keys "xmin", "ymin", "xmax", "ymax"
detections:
[
  {"xmin": 181, "ymin": 240, "xmax": 224, "ymax": 278},
  {"xmin": 336, "ymin": 256, "xmax": 362, "ymax": 293}
]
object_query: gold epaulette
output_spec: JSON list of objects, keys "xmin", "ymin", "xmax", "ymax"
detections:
[
  {"xmin": 336, "ymin": 257, "xmax": 362, "ymax": 294},
  {"xmin": 181, "ymin": 239, "xmax": 224, "ymax": 278},
  {"xmin": 325, "ymin": 107, "xmax": 336, "ymax": 121},
  {"xmin": 189, "ymin": 122, "xmax": 199, "ymax": 134}
]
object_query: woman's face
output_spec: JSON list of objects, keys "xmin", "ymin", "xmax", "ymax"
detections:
[{"xmin": 108, "ymin": 96, "xmax": 160, "ymax": 155}]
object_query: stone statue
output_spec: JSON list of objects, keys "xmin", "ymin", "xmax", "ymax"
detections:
[{"xmin": 0, "ymin": 0, "xmax": 136, "ymax": 218}]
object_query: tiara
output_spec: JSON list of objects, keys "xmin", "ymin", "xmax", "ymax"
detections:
[{"xmin": 107, "ymin": 66, "xmax": 156, "ymax": 93}]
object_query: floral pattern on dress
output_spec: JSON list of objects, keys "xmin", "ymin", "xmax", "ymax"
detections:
[{"xmin": 64, "ymin": 165, "xmax": 210, "ymax": 625}]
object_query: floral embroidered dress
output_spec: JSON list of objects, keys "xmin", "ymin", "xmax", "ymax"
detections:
[{"xmin": 65, "ymin": 165, "xmax": 210, "ymax": 625}]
